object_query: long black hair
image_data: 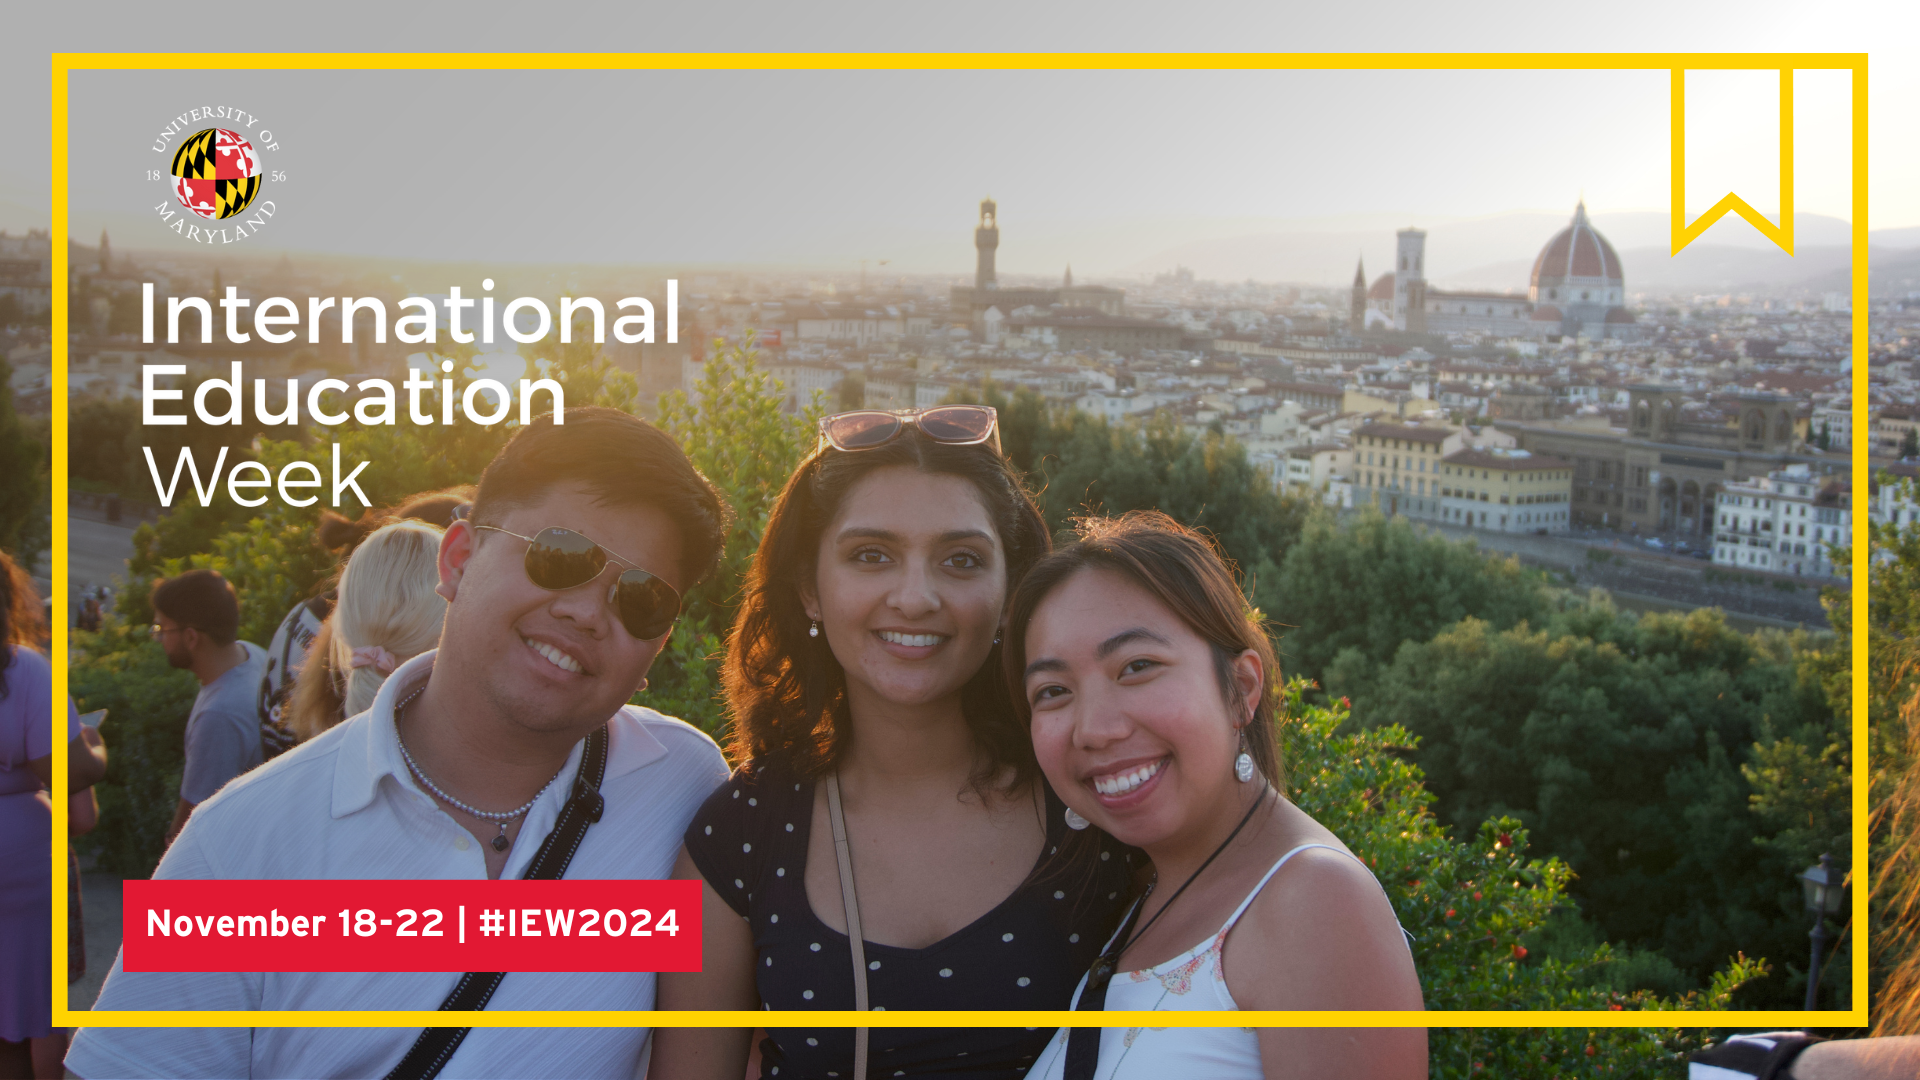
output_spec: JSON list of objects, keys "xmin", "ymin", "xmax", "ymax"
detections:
[{"xmin": 723, "ymin": 427, "xmax": 1050, "ymax": 792}]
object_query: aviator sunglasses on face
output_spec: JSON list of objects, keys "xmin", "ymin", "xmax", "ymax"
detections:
[
  {"xmin": 471, "ymin": 524, "xmax": 682, "ymax": 640},
  {"xmin": 817, "ymin": 405, "xmax": 1000, "ymax": 453}
]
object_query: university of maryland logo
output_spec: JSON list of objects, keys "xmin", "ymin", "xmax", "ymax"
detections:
[{"xmin": 169, "ymin": 128, "xmax": 262, "ymax": 220}]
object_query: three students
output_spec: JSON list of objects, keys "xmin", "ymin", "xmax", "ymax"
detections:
[{"xmin": 69, "ymin": 405, "xmax": 1421, "ymax": 1080}]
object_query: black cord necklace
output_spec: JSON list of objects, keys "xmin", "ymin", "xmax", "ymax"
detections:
[
  {"xmin": 1095, "ymin": 784, "xmax": 1272, "ymax": 985},
  {"xmin": 1062, "ymin": 785, "xmax": 1273, "ymax": 1080}
]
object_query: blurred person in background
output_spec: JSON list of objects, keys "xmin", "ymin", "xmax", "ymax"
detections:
[
  {"xmin": 150, "ymin": 569, "xmax": 265, "ymax": 848},
  {"xmin": 287, "ymin": 519, "xmax": 449, "ymax": 739},
  {"xmin": 0, "ymin": 552, "xmax": 106, "ymax": 1079},
  {"xmin": 74, "ymin": 597, "xmax": 100, "ymax": 634},
  {"xmin": 257, "ymin": 487, "xmax": 472, "ymax": 758}
]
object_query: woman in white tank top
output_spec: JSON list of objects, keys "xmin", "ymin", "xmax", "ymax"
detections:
[{"xmin": 1003, "ymin": 512, "xmax": 1426, "ymax": 1080}]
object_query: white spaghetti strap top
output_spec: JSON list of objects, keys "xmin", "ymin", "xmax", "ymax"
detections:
[{"xmin": 1025, "ymin": 843, "xmax": 1399, "ymax": 1080}]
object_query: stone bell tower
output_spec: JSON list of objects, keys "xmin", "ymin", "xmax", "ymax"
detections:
[
  {"xmin": 1394, "ymin": 228, "xmax": 1427, "ymax": 333},
  {"xmin": 1350, "ymin": 257, "xmax": 1367, "ymax": 332},
  {"xmin": 975, "ymin": 198, "xmax": 999, "ymax": 292}
]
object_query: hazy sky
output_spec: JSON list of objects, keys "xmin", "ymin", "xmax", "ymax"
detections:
[{"xmin": 4, "ymin": 1, "xmax": 1913, "ymax": 277}]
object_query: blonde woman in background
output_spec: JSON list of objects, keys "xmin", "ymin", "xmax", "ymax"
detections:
[
  {"xmin": 257, "ymin": 487, "xmax": 472, "ymax": 759},
  {"xmin": 288, "ymin": 520, "xmax": 448, "ymax": 740}
]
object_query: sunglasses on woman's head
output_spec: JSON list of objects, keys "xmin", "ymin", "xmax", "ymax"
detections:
[
  {"xmin": 472, "ymin": 525, "xmax": 681, "ymax": 640},
  {"xmin": 817, "ymin": 405, "xmax": 1000, "ymax": 453}
]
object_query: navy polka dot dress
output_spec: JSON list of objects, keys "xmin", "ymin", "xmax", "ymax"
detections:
[{"xmin": 684, "ymin": 766, "xmax": 1134, "ymax": 1080}]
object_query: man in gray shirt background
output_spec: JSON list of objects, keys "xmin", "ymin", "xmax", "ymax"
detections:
[{"xmin": 149, "ymin": 569, "xmax": 266, "ymax": 847}]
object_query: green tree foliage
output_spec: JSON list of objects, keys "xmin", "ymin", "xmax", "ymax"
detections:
[
  {"xmin": 646, "ymin": 338, "xmax": 824, "ymax": 738},
  {"xmin": 1341, "ymin": 595, "xmax": 1843, "ymax": 1008},
  {"xmin": 0, "ymin": 361, "xmax": 50, "ymax": 557},
  {"xmin": 68, "ymin": 393, "xmax": 142, "ymax": 494},
  {"xmin": 69, "ymin": 622, "xmax": 201, "ymax": 876},
  {"xmin": 655, "ymin": 338, "xmax": 821, "ymax": 631},
  {"xmin": 836, "ymin": 368, "xmax": 865, "ymax": 411},
  {"xmin": 1861, "ymin": 477, "xmax": 1920, "ymax": 1032},
  {"xmin": 1285, "ymin": 681, "xmax": 1760, "ymax": 1077},
  {"xmin": 948, "ymin": 383, "xmax": 1309, "ymax": 592},
  {"xmin": 1276, "ymin": 508, "xmax": 1552, "ymax": 686},
  {"xmin": 519, "ymin": 329, "xmax": 639, "ymax": 416}
]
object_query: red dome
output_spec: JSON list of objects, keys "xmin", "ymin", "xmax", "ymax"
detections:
[
  {"xmin": 1367, "ymin": 273, "xmax": 1396, "ymax": 300},
  {"xmin": 1530, "ymin": 202, "xmax": 1623, "ymax": 288}
]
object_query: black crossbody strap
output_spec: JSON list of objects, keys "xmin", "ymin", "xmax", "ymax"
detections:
[{"xmin": 383, "ymin": 725, "xmax": 611, "ymax": 1080}]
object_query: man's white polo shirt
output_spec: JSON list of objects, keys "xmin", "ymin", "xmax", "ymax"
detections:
[{"xmin": 68, "ymin": 650, "xmax": 728, "ymax": 1080}]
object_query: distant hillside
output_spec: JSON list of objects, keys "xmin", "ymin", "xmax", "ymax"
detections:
[
  {"xmin": 1119, "ymin": 209, "xmax": 1916, "ymax": 294},
  {"xmin": 1445, "ymin": 245, "xmax": 1849, "ymax": 296}
]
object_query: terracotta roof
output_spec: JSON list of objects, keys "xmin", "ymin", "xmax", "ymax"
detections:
[
  {"xmin": 1425, "ymin": 289, "xmax": 1529, "ymax": 303},
  {"xmin": 1444, "ymin": 449, "xmax": 1572, "ymax": 471},
  {"xmin": 1271, "ymin": 380, "xmax": 1346, "ymax": 398},
  {"xmin": 1531, "ymin": 305, "xmax": 1563, "ymax": 321},
  {"xmin": 1735, "ymin": 372, "xmax": 1845, "ymax": 395},
  {"xmin": 1367, "ymin": 273, "xmax": 1396, "ymax": 301},
  {"xmin": 1529, "ymin": 201, "xmax": 1623, "ymax": 286},
  {"xmin": 1356, "ymin": 421, "xmax": 1451, "ymax": 443},
  {"xmin": 1605, "ymin": 307, "xmax": 1636, "ymax": 323}
]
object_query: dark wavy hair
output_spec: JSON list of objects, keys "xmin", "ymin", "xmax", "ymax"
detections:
[
  {"xmin": 722, "ymin": 428, "xmax": 1050, "ymax": 790},
  {"xmin": 0, "ymin": 550, "xmax": 44, "ymax": 698},
  {"xmin": 1002, "ymin": 510, "xmax": 1285, "ymax": 789}
]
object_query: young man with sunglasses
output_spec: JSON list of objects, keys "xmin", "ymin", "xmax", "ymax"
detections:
[{"xmin": 69, "ymin": 408, "xmax": 733, "ymax": 1080}]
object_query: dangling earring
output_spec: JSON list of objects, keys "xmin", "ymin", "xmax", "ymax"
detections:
[
  {"xmin": 1064, "ymin": 806, "xmax": 1091, "ymax": 831},
  {"xmin": 993, "ymin": 631, "xmax": 1002, "ymax": 646},
  {"xmin": 809, "ymin": 621, "xmax": 820, "ymax": 639},
  {"xmin": 1234, "ymin": 729, "xmax": 1256, "ymax": 783}
]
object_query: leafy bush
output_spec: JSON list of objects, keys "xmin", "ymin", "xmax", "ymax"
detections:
[
  {"xmin": 70, "ymin": 623, "xmax": 200, "ymax": 876},
  {"xmin": 1339, "ymin": 595, "xmax": 1846, "ymax": 1009},
  {"xmin": 0, "ymin": 359, "xmax": 50, "ymax": 558},
  {"xmin": 945, "ymin": 382, "xmax": 1309, "ymax": 591},
  {"xmin": 1275, "ymin": 509, "xmax": 1552, "ymax": 686},
  {"xmin": 1283, "ymin": 681, "xmax": 1761, "ymax": 1077},
  {"xmin": 655, "ymin": 338, "xmax": 822, "ymax": 633}
]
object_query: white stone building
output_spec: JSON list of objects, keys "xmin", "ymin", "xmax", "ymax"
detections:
[{"xmin": 1712, "ymin": 464, "xmax": 1847, "ymax": 577}]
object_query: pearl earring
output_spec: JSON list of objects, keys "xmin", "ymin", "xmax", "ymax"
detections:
[
  {"xmin": 808, "ymin": 621, "xmax": 820, "ymax": 639},
  {"xmin": 1064, "ymin": 806, "xmax": 1091, "ymax": 831},
  {"xmin": 1235, "ymin": 729, "xmax": 1256, "ymax": 784}
]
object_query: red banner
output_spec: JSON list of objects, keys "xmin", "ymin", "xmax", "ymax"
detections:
[{"xmin": 122, "ymin": 880, "xmax": 703, "ymax": 973}]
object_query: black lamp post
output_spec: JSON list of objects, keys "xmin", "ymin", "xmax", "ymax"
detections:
[{"xmin": 1799, "ymin": 853, "xmax": 1845, "ymax": 1010}]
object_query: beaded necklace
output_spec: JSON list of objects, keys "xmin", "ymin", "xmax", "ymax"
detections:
[{"xmin": 392, "ymin": 685, "xmax": 565, "ymax": 852}]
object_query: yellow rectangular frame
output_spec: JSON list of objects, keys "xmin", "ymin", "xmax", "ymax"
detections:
[{"xmin": 48, "ymin": 50, "xmax": 1872, "ymax": 1030}]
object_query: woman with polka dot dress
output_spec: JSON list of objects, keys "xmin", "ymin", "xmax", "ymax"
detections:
[
  {"xmin": 1008, "ymin": 512, "xmax": 1425, "ymax": 1080},
  {"xmin": 653, "ymin": 408, "xmax": 1135, "ymax": 1079}
]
